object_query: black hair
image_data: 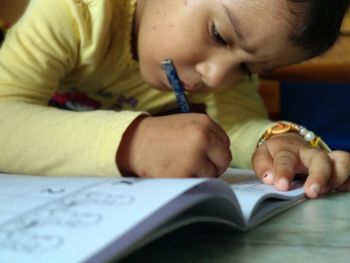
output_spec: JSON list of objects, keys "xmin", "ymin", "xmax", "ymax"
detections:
[{"xmin": 289, "ymin": 0, "xmax": 349, "ymax": 58}]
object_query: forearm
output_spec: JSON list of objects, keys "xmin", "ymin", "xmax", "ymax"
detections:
[{"xmin": 0, "ymin": 101, "xmax": 145, "ymax": 176}]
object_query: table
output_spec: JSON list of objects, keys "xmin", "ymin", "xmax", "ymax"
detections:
[{"xmin": 121, "ymin": 192, "xmax": 350, "ymax": 263}]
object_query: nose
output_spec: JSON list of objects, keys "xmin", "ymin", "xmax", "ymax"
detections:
[{"xmin": 195, "ymin": 55, "xmax": 245, "ymax": 89}]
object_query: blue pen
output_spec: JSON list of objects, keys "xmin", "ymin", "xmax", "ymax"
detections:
[{"xmin": 162, "ymin": 58, "xmax": 191, "ymax": 113}]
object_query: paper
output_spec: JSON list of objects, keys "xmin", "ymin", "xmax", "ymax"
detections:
[
  {"xmin": 230, "ymin": 180, "xmax": 304, "ymax": 220},
  {"xmin": 0, "ymin": 174, "xmax": 204, "ymax": 263}
]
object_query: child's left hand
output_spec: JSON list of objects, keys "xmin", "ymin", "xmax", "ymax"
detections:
[{"xmin": 252, "ymin": 132, "xmax": 350, "ymax": 198}]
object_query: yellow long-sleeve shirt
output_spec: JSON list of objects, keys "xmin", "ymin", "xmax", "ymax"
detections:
[{"xmin": 0, "ymin": 0, "xmax": 273, "ymax": 177}]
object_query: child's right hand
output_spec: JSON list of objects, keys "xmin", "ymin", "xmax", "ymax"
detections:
[{"xmin": 117, "ymin": 114, "xmax": 232, "ymax": 178}]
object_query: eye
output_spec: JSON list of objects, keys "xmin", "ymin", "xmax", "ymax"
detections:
[
  {"xmin": 211, "ymin": 23, "xmax": 228, "ymax": 47},
  {"xmin": 240, "ymin": 63, "xmax": 252, "ymax": 78}
]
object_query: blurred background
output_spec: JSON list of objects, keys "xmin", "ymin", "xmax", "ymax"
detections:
[{"xmin": 259, "ymin": 11, "xmax": 350, "ymax": 151}]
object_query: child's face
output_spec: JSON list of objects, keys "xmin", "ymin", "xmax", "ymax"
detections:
[{"xmin": 135, "ymin": 0, "xmax": 306, "ymax": 92}]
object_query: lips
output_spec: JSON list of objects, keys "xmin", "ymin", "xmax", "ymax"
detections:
[
  {"xmin": 183, "ymin": 82, "xmax": 203, "ymax": 92},
  {"xmin": 162, "ymin": 69, "xmax": 203, "ymax": 92}
]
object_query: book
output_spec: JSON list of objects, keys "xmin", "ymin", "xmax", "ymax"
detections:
[{"xmin": 0, "ymin": 169, "xmax": 305, "ymax": 263}]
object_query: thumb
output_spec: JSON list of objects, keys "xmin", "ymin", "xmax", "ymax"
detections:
[{"xmin": 252, "ymin": 143, "xmax": 274, "ymax": 184}]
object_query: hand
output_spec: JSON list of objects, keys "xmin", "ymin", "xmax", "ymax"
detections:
[
  {"xmin": 252, "ymin": 133, "xmax": 350, "ymax": 199},
  {"xmin": 116, "ymin": 114, "xmax": 232, "ymax": 178}
]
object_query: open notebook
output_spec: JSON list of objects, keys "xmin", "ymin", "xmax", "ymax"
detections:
[{"xmin": 0, "ymin": 169, "xmax": 305, "ymax": 263}]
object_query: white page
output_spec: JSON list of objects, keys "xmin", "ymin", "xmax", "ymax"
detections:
[
  {"xmin": 0, "ymin": 174, "xmax": 207, "ymax": 263},
  {"xmin": 220, "ymin": 169, "xmax": 305, "ymax": 222},
  {"xmin": 230, "ymin": 180, "xmax": 305, "ymax": 221}
]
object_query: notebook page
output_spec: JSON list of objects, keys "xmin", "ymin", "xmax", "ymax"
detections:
[
  {"xmin": 0, "ymin": 174, "xmax": 206, "ymax": 263},
  {"xmin": 230, "ymin": 180, "xmax": 304, "ymax": 221}
]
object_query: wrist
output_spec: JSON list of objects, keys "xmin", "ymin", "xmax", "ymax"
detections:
[
  {"xmin": 257, "ymin": 122, "xmax": 331, "ymax": 152},
  {"xmin": 116, "ymin": 115, "xmax": 149, "ymax": 176}
]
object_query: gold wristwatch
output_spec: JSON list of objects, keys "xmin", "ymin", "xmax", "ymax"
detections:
[{"xmin": 258, "ymin": 122, "xmax": 331, "ymax": 152}]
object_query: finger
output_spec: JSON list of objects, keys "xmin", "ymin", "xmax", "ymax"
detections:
[
  {"xmin": 337, "ymin": 177, "xmax": 350, "ymax": 192},
  {"xmin": 193, "ymin": 156, "xmax": 220, "ymax": 178},
  {"xmin": 209, "ymin": 119, "xmax": 231, "ymax": 146},
  {"xmin": 328, "ymin": 151, "xmax": 350, "ymax": 191},
  {"xmin": 189, "ymin": 114, "xmax": 230, "ymax": 146},
  {"xmin": 252, "ymin": 143, "xmax": 274, "ymax": 184},
  {"xmin": 272, "ymin": 149, "xmax": 299, "ymax": 191},
  {"xmin": 205, "ymin": 129, "xmax": 232, "ymax": 175},
  {"xmin": 300, "ymin": 148, "xmax": 332, "ymax": 199}
]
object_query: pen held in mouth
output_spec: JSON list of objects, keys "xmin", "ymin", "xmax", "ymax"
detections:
[{"xmin": 162, "ymin": 58, "xmax": 191, "ymax": 113}]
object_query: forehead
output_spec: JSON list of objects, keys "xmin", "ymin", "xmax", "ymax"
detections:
[
  {"xmin": 221, "ymin": 0, "xmax": 306, "ymax": 66},
  {"xmin": 222, "ymin": 0, "xmax": 296, "ymax": 41}
]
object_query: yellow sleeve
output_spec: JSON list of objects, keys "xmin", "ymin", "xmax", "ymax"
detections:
[
  {"xmin": 0, "ymin": 0, "xmax": 144, "ymax": 177},
  {"xmin": 191, "ymin": 76, "xmax": 274, "ymax": 169}
]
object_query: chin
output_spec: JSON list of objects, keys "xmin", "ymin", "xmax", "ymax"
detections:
[
  {"xmin": 145, "ymin": 80, "xmax": 169, "ymax": 92},
  {"xmin": 155, "ymin": 85, "xmax": 171, "ymax": 92}
]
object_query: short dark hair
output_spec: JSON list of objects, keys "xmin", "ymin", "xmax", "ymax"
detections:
[{"xmin": 288, "ymin": 0, "xmax": 349, "ymax": 59}]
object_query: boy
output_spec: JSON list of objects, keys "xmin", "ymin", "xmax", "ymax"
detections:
[{"xmin": 0, "ymin": 0, "xmax": 349, "ymax": 199}]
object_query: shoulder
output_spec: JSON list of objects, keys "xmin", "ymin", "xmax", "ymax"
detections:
[
  {"xmin": 15, "ymin": 0, "xmax": 123, "ymax": 49},
  {"xmin": 20, "ymin": 0, "xmax": 117, "ymax": 30}
]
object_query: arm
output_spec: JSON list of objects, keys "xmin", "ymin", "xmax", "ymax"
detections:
[
  {"xmin": 0, "ymin": 0, "xmax": 144, "ymax": 177},
  {"xmin": 197, "ymin": 76, "xmax": 350, "ymax": 198},
  {"xmin": 253, "ymin": 126, "xmax": 350, "ymax": 199}
]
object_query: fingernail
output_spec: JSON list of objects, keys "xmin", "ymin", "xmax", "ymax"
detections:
[
  {"xmin": 310, "ymin": 184, "xmax": 321, "ymax": 196},
  {"xmin": 277, "ymin": 178, "xmax": 289, "ymax": 190},
  {"xmin": 262, "ymin": 171, "xmax": 274, "ymax": 184}
]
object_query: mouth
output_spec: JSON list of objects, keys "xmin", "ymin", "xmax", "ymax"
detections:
[
  {"xmin": 161, "ymin": 67, "xmax": 203, "ymax": 92},
  {"xmin": 183, "ymin": 82, "xmax": 204, "ymax": 92},
  {"xmin": 163, "ymin": 79, "xmax": 200, "ymax": 92},
  {"xmin": 161, "ymin": 60, "xmax": 204, "ymax": 92}
]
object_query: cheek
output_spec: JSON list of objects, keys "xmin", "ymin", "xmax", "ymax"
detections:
[
  {"xmin": 138, "ymin": 53, "xmax": 170, "ymax": 91},
  {"xmin": 138, "ymin": 59, "xmax": 160, "ymax": 87},
  {"xmin": 138, "ymin": 26, "xmax": 174, "ymax": 69},
  {"xmin": 136, "ymin": 31, "xmax": 164, "ymax": 82}
]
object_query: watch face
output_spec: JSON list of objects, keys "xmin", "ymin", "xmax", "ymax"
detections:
[{"xmin": 271, "ymin": 123, "xmax": 292, "ymax": 135}]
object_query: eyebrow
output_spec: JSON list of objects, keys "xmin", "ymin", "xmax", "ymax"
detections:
[{"xmin": 221, "ymin": 4, "xmax": 248, "ymax": 47}]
